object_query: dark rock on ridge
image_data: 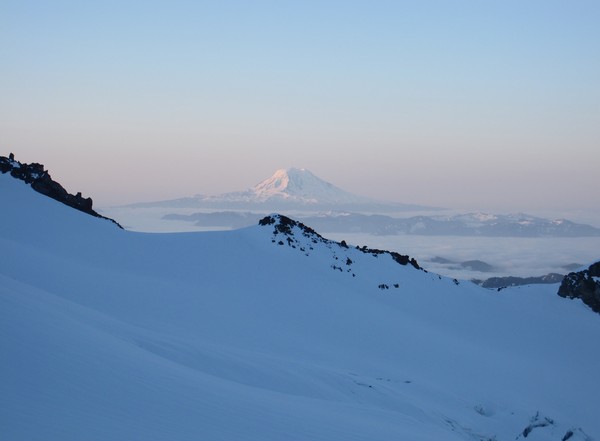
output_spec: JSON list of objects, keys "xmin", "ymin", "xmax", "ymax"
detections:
[
  {"xmin": 1, "ymin": 153, "xmax": 122, "ymax": 228},
  {"xmin": 558, "ymin": 261, "xmax": 600, "ymax": 313},
  {"xmin": 259, "ymin": 214, "xmax": 421, "ymax": 270}
]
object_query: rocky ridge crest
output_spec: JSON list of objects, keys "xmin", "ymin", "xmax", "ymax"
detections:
[
  {"xmin": 558, "ymin": 262, "xmax": 600, "ymax": 313},
  {"xmin": 0, "ymin": 153, "xmax": 122, "ymax": 228},
  {"xmin": 259, "ymin": 214, "xmax": 422, "ymax": 287}
]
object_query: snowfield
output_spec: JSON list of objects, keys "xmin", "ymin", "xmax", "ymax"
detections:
[{"xmin": 1, "ymin": 172, "xmax": 599, "ymax": 441}]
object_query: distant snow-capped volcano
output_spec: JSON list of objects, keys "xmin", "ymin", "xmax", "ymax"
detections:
[
  {"xmin": 234, "ymin": 167, "xmax": 374, "ymax": 205},
  {"xmin": 126, "ymin": 167, "xmax": 435, "ymax": 211}
]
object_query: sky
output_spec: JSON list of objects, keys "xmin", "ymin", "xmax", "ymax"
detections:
[{"xmin": 1, "ymin": 0, "xmax": 599, "ymax": 212}]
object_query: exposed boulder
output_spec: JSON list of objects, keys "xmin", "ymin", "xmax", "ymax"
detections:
[
  {"xmin": 0, "ymin": 153, "xmax": 122, "ymax": 228},
  {"xmin": 558, "ymin": 261, "xmax": 600, "ymax": 313}
]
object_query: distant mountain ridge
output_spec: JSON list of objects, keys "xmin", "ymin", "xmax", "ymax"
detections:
[
  {"xmin": 125, "ymin": 167, "xmax": 436, "ymax": 212},
  {"xmin": 124, "ymin": 167, "xmax": 600, "ymax": 237},
  {"xmin": 301, "ymin": 212, "xmax": 600, "ymax": 237},
  {"xmin": 474, "ymin": 273, "xmax": 565, "ymax": 289},
  {"xmin": 164, "ymin": 210, "xmax": 600, "ymax": 237}
]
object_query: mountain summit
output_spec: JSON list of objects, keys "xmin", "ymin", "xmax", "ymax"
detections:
[
  {"xmin": 248, "ymin": 167, "xmax": 373, "ymax": 205},
  {"xmin": 127, "ymin": 167, "xmax": 435, "ymax": 212}
]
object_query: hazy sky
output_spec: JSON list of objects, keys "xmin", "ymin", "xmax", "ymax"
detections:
[{"xmin": 1, "ymin": 0, "xmax": 599, "ymax": 212}]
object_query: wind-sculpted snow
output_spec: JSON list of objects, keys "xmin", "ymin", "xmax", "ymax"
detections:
[{"xmin": 1, "ymin": 170, "xmax": 600, "ymax": 441}]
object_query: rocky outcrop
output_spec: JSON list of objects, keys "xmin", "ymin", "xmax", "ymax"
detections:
[
  {"xmin": 258, "ymin": 214, "xmax": 421, "ymax": 270},
  {"xmin": 1, "ymin": 153, "xmax": 122, "ymax": 228},
  {"xmin": 558, "ymin": 262, "xmax": 600, "ymax": 313}
]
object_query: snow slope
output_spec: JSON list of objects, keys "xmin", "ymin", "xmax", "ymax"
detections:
[{"xmin": 1, "ymin": 172, "xmax": 599, "ymax": 441}]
